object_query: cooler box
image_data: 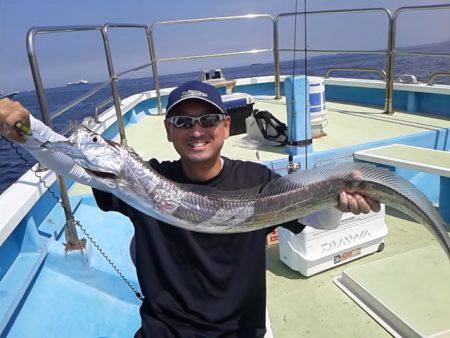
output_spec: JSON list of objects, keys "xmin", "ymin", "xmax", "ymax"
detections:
[
  {"xmin": 222, "ymin": 93, "xmax": 254, "ymax": 135},
  {"xmin": 278, "ymin": 205, "xmax": 388, "ymax": 277}
]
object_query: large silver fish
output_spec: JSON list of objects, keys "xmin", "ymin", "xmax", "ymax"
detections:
[{"xmin": 42, "ymin": 125, "xmax": 450, "ymax": 260}]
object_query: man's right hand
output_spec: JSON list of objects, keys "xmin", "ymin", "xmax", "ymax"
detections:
[{"xmin": 0, "ymin": 98, "xmax": 31, "ymax": 143}]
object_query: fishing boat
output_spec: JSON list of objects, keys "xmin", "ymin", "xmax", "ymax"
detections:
[
  {"xmin": 66, "ymin": 79, "xmax": 89, "ymax": 86},
  {"xmin": 1, "ymin": 4, "xmax": 450, "ymax": 338}
]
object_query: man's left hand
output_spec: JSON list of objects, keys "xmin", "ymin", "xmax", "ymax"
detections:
[{"xmin": 337, "ymin": 192, "xmax": 381, "ymax": 215}]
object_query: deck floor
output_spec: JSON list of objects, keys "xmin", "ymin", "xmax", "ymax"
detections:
[
  {"xmin": 70, "ymin": 97, "xmax": 450, "ymax": 196},
  {"xmin": 119, "ymin": 98, "xmax": 450, "ymax": 163},
  {"xmin": 266, "ymin": 207, "xmax": 448, "ymax": 337}
]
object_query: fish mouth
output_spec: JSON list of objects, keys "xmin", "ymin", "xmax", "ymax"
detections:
[
  {"xmin": 85, "ymin": 169, "xmax": 118, "ymax": 180},
  {"xmin": 41, "ymin": 140, "xmax": 84, "ymax": 158},
  {"xmin": 42, "ymin": 140, "xmax": 120, "ymax": 179}
]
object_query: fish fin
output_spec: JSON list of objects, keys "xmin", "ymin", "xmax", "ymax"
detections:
[
  {"xmin": 259, "ymin": 162, "xmax": 378, "ymax": 197},
  {"xmin": 181, "ymin": 183, "xmax": 263, "ymax": 203},
  {"xmin": 260, "ymin": 161, "xmax": 425, "ymax": 205}
]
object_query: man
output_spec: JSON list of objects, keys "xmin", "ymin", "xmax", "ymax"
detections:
[{"xmin": 0, "ymin": 80, "xmax": 380, "ymax": 337}]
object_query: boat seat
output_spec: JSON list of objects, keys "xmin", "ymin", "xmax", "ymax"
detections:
[{"xmin": 354, "ymin": 144, "xmax": 450, "ymax": 224}]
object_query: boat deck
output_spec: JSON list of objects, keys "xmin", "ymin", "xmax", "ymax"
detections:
[
  {"xmin": 94, "ymin": 98, "xmax": 450, "ymax": 163},
  {"xmin": 4, "ymin": 97, "xmax": 450, "ymax": 337},
  {"xmin": 266, "ymin": 208, "xmax": 448, "ymax": 337}
]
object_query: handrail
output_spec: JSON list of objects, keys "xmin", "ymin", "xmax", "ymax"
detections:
[
  {"xmin": 427, "ymin": 72, "xmax": 450, "ymax": 86},
  {"xmin": 27, "ymin": 25, "xmax": 127, "ymax": 144},
  {"xmin": 386, "ymin": 4, "xmax": 450, "ymax": 114},
  {"xmin": 393, "ymin": 3, "xmax": 450, "ymax": 17},
  {"xmin": 52, "ymin": 80, "xmax": 111, "ymax": 120},
  {"xmin": 148, "ymin": 14, "xmax": 275, "ymax": 114},
  {"xmin": 27, "ymin": 26, "xmax": 100, "ymax": 127},
  {"xmin": 94, "ymin": 96, "xmax": 115, "ymax": 122},
  {"xmin": 26, "ymin": 26, "xmax": 112, "ymax": 250},
  {"xmin": 274, "ymin": 8, "xmax": 393, "ymax": 107},
  {"xmin": 158, "ymin": 49, "xmax": 271, "ymax": 62},
  {"xmin": 395, "ymin": 51, "xmax": 450, "ymax": 58},
  {"xmin": 22, "ymin": 7, "xmax": 450, "ymax": 246},
  {"xmin": 116, "ymin": 62, "xmax": 153, "ymax": 78},
  {"xmin": 103, "ymin": 23, "xmax": 161, "ymax": 114},
  {"xmin": 325, "ymin": 68, "xmax": 387, "ymax": 81},
  {"xmin": 26, "ymin": 24, "xmax": 158, "ymax": 250},
  {"xmin": 149, "ymin": 14, "xmax": 274, "ymax": 29},
  {"xmin": 277, "ymin": 49, "xmax": 387, "ymax": 55}
]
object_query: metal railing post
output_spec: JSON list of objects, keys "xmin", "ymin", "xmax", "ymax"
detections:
[
  {"xmin": 428, "ymin": 72, "xmax": 450, "ymax": 86},
  {"xmin": 102, "ymin": 24, "xmax": 161, "ymax": 114},
  {"xmin": 26, "ymin": 28, "xmax": 85, "ymax": 251},
  {"xmin": 94, "ymin": 96, "xmax": 114, "ymax": 122},
  {"xmin": 149, "ymin": 14, "xmax": 274, "ymax": 111},
  {"xmin": 147, "ymin": 26, "xmax": 163, "ymax": 114},
  {"xmin": 277, "ymin": 8, "xmax": 392, "ymax": 113},
  {"xmin": 273, "ymin": 18, "xmax": 281, "ymax": 99},
  {"xmin": 385, "ymin": 12, "xmax": 395, "ymax": 115},
  {"xmin": 389, "ymin": 4, "xmax": 450, "ymax": 113},
  {"xmin": 100, "ymin": 26, "xmax": 127, "ymax": 145},
  {"xmin": 325, "ymin": 67, "xmax": 387, "ymax": 81}
]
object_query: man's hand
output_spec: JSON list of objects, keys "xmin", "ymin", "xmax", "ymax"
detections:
[
  {"xmin": 337, "ymin": 191, "xmax": 381, "ymax": 215},
  {"xmin": 0, "ymin": 98, "xmax": 31, "ymax": 143}
]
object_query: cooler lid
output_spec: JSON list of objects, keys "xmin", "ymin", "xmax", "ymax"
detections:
[{"xmin": 222, "ymin": 92, "xmax": 254, "ymax": 110}]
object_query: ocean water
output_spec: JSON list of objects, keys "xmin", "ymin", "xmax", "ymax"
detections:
[{"xmin": 2, "ymin": 48, "xmax": 450, "ymax": 193}]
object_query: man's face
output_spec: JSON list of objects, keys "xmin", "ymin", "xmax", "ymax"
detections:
[{"xmin": 164, "ymin": 100, "xmax": 230, "ymax": 163}]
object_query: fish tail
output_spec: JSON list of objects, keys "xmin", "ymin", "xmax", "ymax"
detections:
[
  {"xmin": 280, "ymin": 162, "xmax": 450, "ymax": 260},
  {"xmin": 350, "ymin": 162, "xmax": 450, "ymax": 260}
]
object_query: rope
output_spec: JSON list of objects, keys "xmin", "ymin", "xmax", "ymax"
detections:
[{"xmin": 0, "ymin": 134, "xmax": 144, "ymax": 301}]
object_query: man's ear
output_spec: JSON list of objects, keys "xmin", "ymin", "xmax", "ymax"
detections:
[
  {"xmin": 164, "ymin": 120, "xmax": 173, "ymax": 142},
  {"xmin": 223, "ymin": 115, "xmax": 231, "ymax": 139}
]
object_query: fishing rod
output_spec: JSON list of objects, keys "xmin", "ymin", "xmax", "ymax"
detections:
[
  {"xmin": 303, "ymin": 0, "xmax": 308, "ymax": 170},
  {"xmin": 287, "ymin": 0, "xmax": 309, "ymax": 174}
]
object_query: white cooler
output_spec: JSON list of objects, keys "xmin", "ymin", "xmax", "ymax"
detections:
[
  {"xmin": 308, "ymin": 76, "xmax": 327, "ymax": 138},
  {"xmin": 278, "ymin": 205, "xmax": 388, "ymax": 276}
]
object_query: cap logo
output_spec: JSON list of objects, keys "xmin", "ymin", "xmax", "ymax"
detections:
[{"xmin": 181, "ymin": 90, "xmax": 208, "ymax": 99}]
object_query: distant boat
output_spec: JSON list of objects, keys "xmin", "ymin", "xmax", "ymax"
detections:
[
  {"xmin": 66, "ymin": 79, "xmax": 88, "ymax": 86},
  {"xmin": 0, "ymin": 91, "xmax": 19, "ymax": 99}
]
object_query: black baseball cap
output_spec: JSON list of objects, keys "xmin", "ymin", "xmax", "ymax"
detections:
[{"xmin": 165, "ymin": 80, "xmax": 227, "ymax": 117}]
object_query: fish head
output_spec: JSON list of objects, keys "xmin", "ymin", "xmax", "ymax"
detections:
[{"xmin": 42, "ymin": 125, "xmax": 124, "ymax": 181}]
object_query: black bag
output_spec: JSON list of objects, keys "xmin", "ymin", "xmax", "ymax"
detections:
[{"xmin": 252, "ymin": 109, "xmax": 288, "ymax": 146}]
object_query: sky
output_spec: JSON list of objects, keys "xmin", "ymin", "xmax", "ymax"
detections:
[{"xmin": 1, "ymin": 0, "xmax": 450, "ymax": 91}]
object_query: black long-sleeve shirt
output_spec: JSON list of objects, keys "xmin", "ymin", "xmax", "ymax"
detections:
[{"xmin": 93, "ymin": 157, "xmax": 304, "ymax": 338}]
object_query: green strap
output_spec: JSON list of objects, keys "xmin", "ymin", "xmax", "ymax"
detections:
[{"xmin": 15, "ymin": 121, "xmax": 31, "ymax": 135}]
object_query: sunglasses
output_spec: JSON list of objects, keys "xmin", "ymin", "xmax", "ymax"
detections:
[{"xmin": 166, "ymin": 113, "xmax": 226, "ymax": 129}]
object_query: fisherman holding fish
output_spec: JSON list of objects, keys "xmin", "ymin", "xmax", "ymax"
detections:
[{"xmin": 0, "ymin": 81, "xmax": 380, "ymax": 338}]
